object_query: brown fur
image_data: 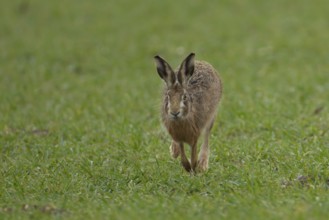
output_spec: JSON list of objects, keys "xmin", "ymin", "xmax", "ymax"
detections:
[{"xmin": 154, "ymin": 53, "xmax": 222, "ymax": 173}]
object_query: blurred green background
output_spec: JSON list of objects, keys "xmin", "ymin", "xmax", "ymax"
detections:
[{"xmin": 1, "ymin": 0, "xmax": 329, "ymax": 219}]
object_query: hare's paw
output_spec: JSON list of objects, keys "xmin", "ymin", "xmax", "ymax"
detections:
[
  {"xmin": 170, "ymin": 142, "xmax": 180, "ymax": 159},
  {"xmin": 197, "ymin": 156, "xmax": 209, "ymax": 172}
]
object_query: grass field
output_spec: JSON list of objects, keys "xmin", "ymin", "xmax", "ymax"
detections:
[{"xmin": 1, "ymin": 0, "xmax": 329, "ymax": 219}]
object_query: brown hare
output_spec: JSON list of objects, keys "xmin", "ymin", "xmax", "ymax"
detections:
[{"xmin": 154, "ymin": 53, "xmax": 222, "ymax": 173}]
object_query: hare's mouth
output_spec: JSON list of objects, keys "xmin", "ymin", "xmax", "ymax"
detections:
[{"xmin": 169, "ymin": 115, "xmax": 180, "ymax": 120}]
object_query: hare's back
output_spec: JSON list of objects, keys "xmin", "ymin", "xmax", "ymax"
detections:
[
  {"xmin": 188, "ymin": 61, "xmax": 221, "ymax": 91},
  {"xmin": 187, "ymin": 60, "xmax": 221, "ymax": 127}
]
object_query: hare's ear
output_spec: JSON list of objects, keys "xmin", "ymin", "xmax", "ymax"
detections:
[
  {"xmin": 178, "ymin": 53, "xmax": 195, "ymax": 84},
  {"xmin": 154, "ymin": 55, "xmax": 175, "ymax": 86}
]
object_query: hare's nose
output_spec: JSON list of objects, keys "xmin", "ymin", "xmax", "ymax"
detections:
[{"xmin": 170, "ymin": 111, "xmax": 180, "ymax": 117}]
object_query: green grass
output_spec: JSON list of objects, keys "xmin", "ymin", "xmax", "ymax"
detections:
[{"xmin": 1, "ymin": 0, "xmax": 329, "ymax": 219}]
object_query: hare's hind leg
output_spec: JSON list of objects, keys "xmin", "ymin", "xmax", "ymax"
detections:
[
  {"xmin": 170, "ymin": 140, "xmax": 180, "ymax": 159},
  {"xmin": 179, "ymin": 143, "xmax": 191, "ymax": 172},
  {"xmin": 198, "ymin": 119, "xmax": 215, "ymax": 172}
]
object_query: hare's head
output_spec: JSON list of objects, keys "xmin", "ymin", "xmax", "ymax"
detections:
[{"xmin": 154, "ymin": 53, "xmax": 195, "ymax": 120}]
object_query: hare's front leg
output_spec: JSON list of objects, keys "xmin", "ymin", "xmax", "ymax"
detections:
[
  {"xmin": 198, "ymin": 120, "xmax": 214, "ymax": 172},
  {"xmin": 170, "ymin": 140, "xmax": 180, "ymax": 159},
  {"xmin": 179, "ymin": 143, "xmax": 191, "ymax": 172},
  {"xmin": 191, "ymin": 141, "xmax": 198, "ymax": 172}
]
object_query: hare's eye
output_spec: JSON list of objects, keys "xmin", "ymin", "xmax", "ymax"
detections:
[{"xmin": 182, "ymin": 94, "xmax": 187, "ymax": 101}]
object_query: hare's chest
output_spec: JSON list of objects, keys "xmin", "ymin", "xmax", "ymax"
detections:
[{"xmin": 166, "ymin": 121, "xmax": 199, "ymax": 145}]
